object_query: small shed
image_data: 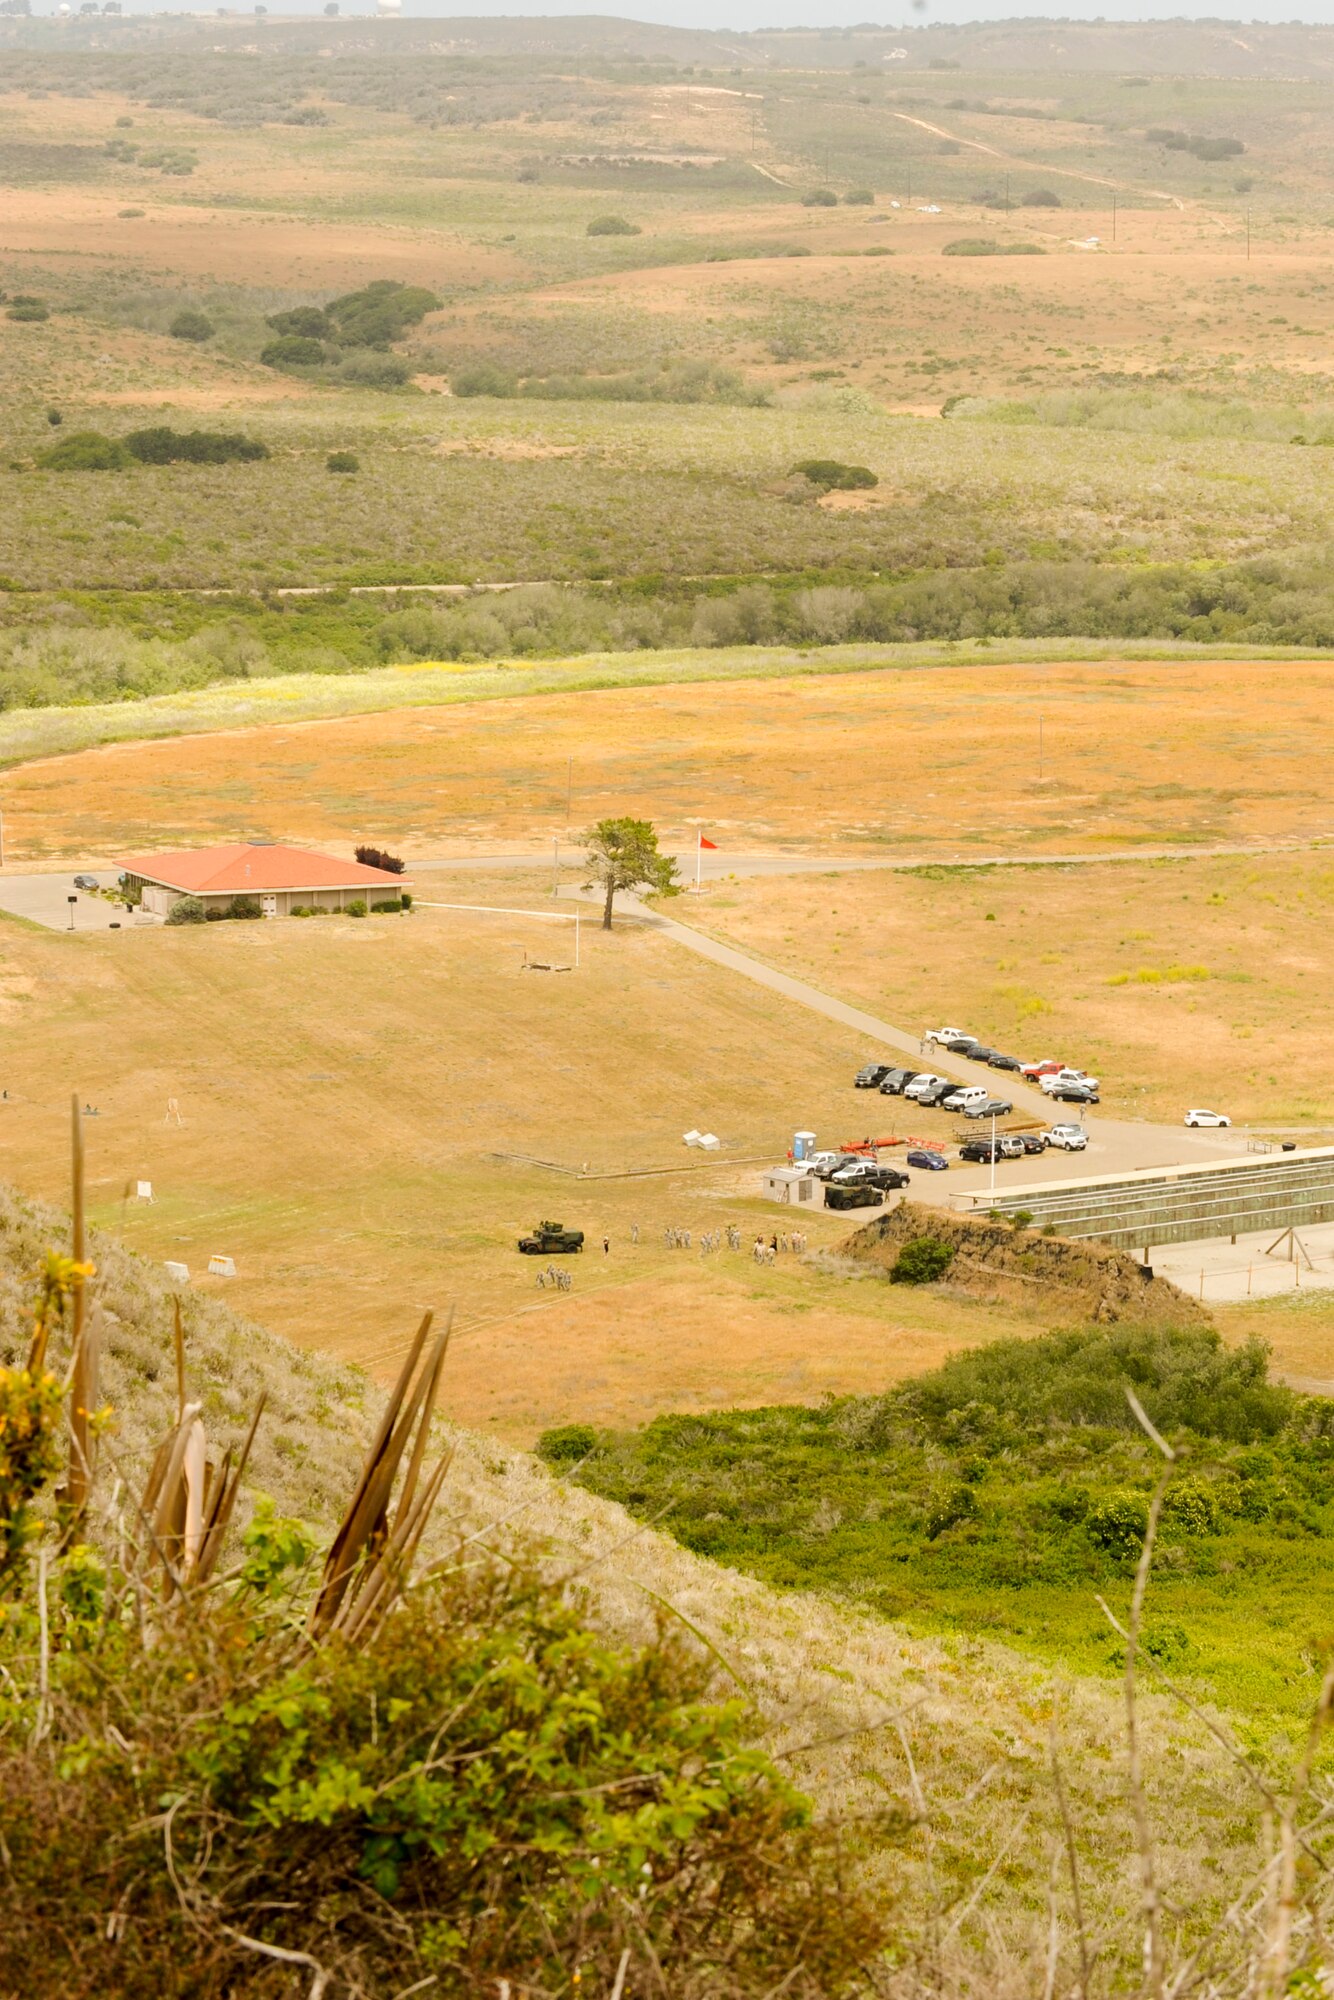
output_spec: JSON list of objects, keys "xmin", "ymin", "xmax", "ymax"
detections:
[{"xmin": 763, "ymin": 1167, "xmax": 820, "ymax": 1206}]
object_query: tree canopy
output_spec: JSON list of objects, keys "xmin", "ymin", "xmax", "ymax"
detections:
[{"xmin": 583, "ymin": 816, "xmax": 678, "ymax": 928}]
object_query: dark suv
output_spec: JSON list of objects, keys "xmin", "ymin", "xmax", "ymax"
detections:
[
  {"xmin": 878, "ymin": 1069, "xmax": 918, "ymax": 1095},
  {"xmin": 855, "ymin": 1063, "xmax": 892, "ymax": 1088}
]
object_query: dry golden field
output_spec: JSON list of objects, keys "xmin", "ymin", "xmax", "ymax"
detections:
[
  {"xmin": 0, "ymin": 873, "xmax": 1038, "ymax": 1440},
  {"xmin": 7, "ymin": 654, "xmax": 1334, "ymax": 865}
]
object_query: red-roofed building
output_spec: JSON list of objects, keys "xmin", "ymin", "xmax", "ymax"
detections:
[{"xmin": 119, "ymin": 843, "xmax": 411, "ymax": 920}]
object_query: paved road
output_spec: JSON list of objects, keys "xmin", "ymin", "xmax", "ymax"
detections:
[{"xmin": 0, "ymin": 873, "xmax": 143, "ymax": 932}]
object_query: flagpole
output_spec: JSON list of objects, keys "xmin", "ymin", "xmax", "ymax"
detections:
[{"xmin": 695, "ymin": 827, "xmax": 702, "ymax": 894}]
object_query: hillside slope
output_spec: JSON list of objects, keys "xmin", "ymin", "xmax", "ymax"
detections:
[{"xmin": 0, "ymin": 1179, "xmax": 1274, "ymax": 1988}]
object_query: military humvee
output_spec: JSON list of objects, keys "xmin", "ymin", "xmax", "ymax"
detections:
[{"xmin": 517, "ymin": 1220, "xmax": 585, "ymax": 1254}]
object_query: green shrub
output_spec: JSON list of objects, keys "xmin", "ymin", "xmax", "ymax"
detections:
[
  {"xmin": 336, "ymin": 351, "xmax": 412, "ymax": 389},
  {"xmin": 400, "ymin": 890, "xmax": 412, "ymax": 910},
  {"xmin": 124, "ymin": 427, "xmax": 269, "ymax": 465},
  {"xmin": 169, "ymin": 308, "xmax": 214, "ymax": 342},
  {"xmin": 801, "ymin": 189, "xmax": 838, "ymax": 207},
  {"xmin": 37, "ymin": 430, "xmax": 132, "ymax": 472},
  {"xmin": 326, "ymin": 450, "xmax": 359, "ymax": 473},
  {"xmin": 45, "ymin": 408, "xmax": 62, "ymax": 427},
  {"xmin": 226, "ymin": 894, "xmax": 262, "ymax": 920},
  {"xmin": 325, "ymin": 279, "xmax": 440, "ymax": 347},
  {"xmin": 164, "ymin": 895, "xmax": 207, "ymax": 926},
  {"xmin": 536, "ymin": 1422, "xmax": 600, "ymax": 1464},
  {"xmin": 345, "ymin": 898, "xmax": 368, "ymax": 918},
  {"xmin": 843, "ymin": 188, "xmax": 875, "ymax": 205},
  {"xmin": 1086, "ymin": 1489, "xmax": 1150, "ymax": 1560},
  {"xmin": 371, "ymin": 898, "xmax": 403, "ymax": 913},
  {"xmin": 6, "ymin": 296, "xmax": 48, "ymax": 323},
  {"xmin": 791, "ymin": 458, "xmax": 877, "ymax": 492},
  {"xmin": 452, "ymin": 360, "xmax": 517, "ymax": 397},
  {"xmin": 266, "ymin": 305, "xmax": 331, "ymax": 340},
  {"xmin": 587, "ymin": 214, "xmax": 641, "ymax": 236},
  {"xmin": 1021, "ymin": 188, "xmax": 1062, "ymax": 208},
  {"xmin": 942, "ymin": 238, "xmax": 1047, "ymax": 257},
  {"xmin": 260, "ymin": 333, "xmax": 327, "ymax": 371},
  {"xmin": 890, "ymin": 1237, "xmax": 956, "ymax": 1285},
  {"xmin": 290, "ymin": 904, "xmax": 311, "ymax": 917}
]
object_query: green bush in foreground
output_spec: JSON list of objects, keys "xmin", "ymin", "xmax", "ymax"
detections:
[
  {"xmin": 889, "ymin": 1236, "xmax": 956, "ymax": 1284},
  {"xmin": 164, "ymin": 895, "xmax": 206, "ymax": 925},
  {"xmin": 587, "ymin": 213, "xmax": 641, "ymax": 235},
  {"xmin": 326, "ymin": 449, "xmax": 359, "ymax": 472}
]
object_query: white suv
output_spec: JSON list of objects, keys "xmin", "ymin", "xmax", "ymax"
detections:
[{"xmin": 1045, "ymin": 1125, "xmax": 1088, "ymax": 1151}]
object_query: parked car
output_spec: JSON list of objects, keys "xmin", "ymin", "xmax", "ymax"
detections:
[
  {"xmin": 925, "ymin": 1026, "xmax": 970, "ymax": 1047},
  {"xmin": 823, "ymin": 1182, "xmax": 885, "ymax": 1211},
  {"xmin": 904, "ymin": 1073, "xmax": 949, "ymax": 1101},
  {"xmin": 1049, "ymin": 1084, "xmax": 1099, "ymax": 1105},
  {"xmin": 905, "ymin": 1148, "xmax": 948, "ymax": 1171},
  {"xmin": 1021, "ymin": 1059, "xmax": 1064, "ymax": 1081},
  {"xmin": 959, "ymin": 1138, "xmax": 1007, "ymax": 1165},
  {"xmin": 72, "ymin": 874, "xmax": 99, "ymax": 892},
  {"xmin": 914, "ymin": 1080, "xmax": 959, "ymax": 1108},
  {"xmin": 1045, "ymin": 1125, "xmax": 1088, "ymax": 1151},
  {"xmin": 802, "ymin": 1152, "xmax": 843, "ymax": 1176},
  {"xmin": 878, "ymin": 1069, "xmax": 918, "ymax": 1095},
  {"xmin": 1040, "ymin": 1068, "xmax": 1100, "ymax": 1095},
  {"xmin": 963, "ymin": 1098, "xmax": 1014, "ymax": 1119},
  {"xmin": 814, "ymin": 1153, "xmax": 864, "ymax": 1180},
  {"xmin": 1016, "ymin": 1133, "xmax": 1048, "ymax": 1155},
  {"xmin": 943, "ymin": 1085, "xmax": 989, "ymax": 1112},
  {"xmin": 988, "ymin": 1053, "xmax": 1023, "ymax": 1072},
  {"xmin": 940, "ymin": 1035, "xmax": 981, "ymax": 1055},
  {"xmin": 855, "ymin": 1063, "xmax": 892, "ymax": 1089},
  {"xmin": 1184, "ymin": 1108, "xmax": 1231, "ymax": 1128},
  {"xmin": 831, "ymin": 1162, "xmax": 910, "ymax": 1191},
  {"xmin": 966, "ymin": 1046, "xmax": 999, "ymax": 1064}
]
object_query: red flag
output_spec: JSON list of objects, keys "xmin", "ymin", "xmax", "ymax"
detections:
[{"xmin": 699, "ymin": 836, "xmax": 718, "ymax": 850}]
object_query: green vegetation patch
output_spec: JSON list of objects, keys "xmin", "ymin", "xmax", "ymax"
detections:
[
  {"xmin": 557, "ymin": 1323, "xmax": 1334, "ymax": 1731},
  {"xmin": 941, "ymin": 238, "xmax": 1048, "ymax": 257}
]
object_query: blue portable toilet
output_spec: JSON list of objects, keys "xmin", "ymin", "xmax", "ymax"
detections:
[{"xmin": 792, "ymin": 1129, "xmax": 817, "ymax": 1163}]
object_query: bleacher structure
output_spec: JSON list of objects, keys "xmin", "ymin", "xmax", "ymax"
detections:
[{"xmin": 953, "ymin": 1146, "xmax": 1334, "ymax": 1253}]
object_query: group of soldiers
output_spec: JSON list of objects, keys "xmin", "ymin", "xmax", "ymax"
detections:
[
  {"xmin": 752, "ymin": 1230, "xmax": 807, "ymax": 1265},
  {"xmin": 534, "ymin": 1266, "xmax": 574, "ymax": 1292}
]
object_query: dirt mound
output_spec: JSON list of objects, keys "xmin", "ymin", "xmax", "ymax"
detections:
[{"xmin": 841, "ymin": 1200, "xmax": 1207, "ymax": 1326}]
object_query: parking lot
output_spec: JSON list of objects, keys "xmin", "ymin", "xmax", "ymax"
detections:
[{"xmin": 0, "ymin": 870, "xmax": 148, "ymax": 933}]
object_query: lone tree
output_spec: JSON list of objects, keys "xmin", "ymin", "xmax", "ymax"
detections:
[{"xmin": 584, "ymin": 817, "xmax": 678, "ymax": 929}]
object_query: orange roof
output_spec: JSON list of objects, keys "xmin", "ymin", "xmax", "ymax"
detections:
[{"xmin": 118, "ymin": 843, "xmax": 412, "ymax": 894}]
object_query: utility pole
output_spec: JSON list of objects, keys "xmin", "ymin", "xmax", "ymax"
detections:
[
  {"xmin": 1004, "ymin": 171, "xmax": 1010, "ymax": 213},
  {"xmin": 1038, "ymin": 713, "xmax": 1044, "ymax": 783},
  {"xmin": 989, "ymin": 1109, "xmax": 997, "ymax": 1196},
  {"xmin": 566, "ymin": 754, "xmax": 573, "ymax": 821},
  {"xmin": 552, "ymin": 834, "xmax": 559, "ymax": 899}
]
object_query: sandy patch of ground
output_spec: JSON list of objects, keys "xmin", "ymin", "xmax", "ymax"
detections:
[{"xmin": 433, "ymin": 437, "xmax": 582, "ymax": 459}]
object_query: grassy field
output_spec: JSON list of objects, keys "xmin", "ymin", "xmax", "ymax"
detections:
[
  {"xmin": 6, "ymin": 652, "xmax": 1334, "ymax": 865},
  {"xmin": 0, "ymin": 873, "xmax": 1044, "ymax": 1439}
]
